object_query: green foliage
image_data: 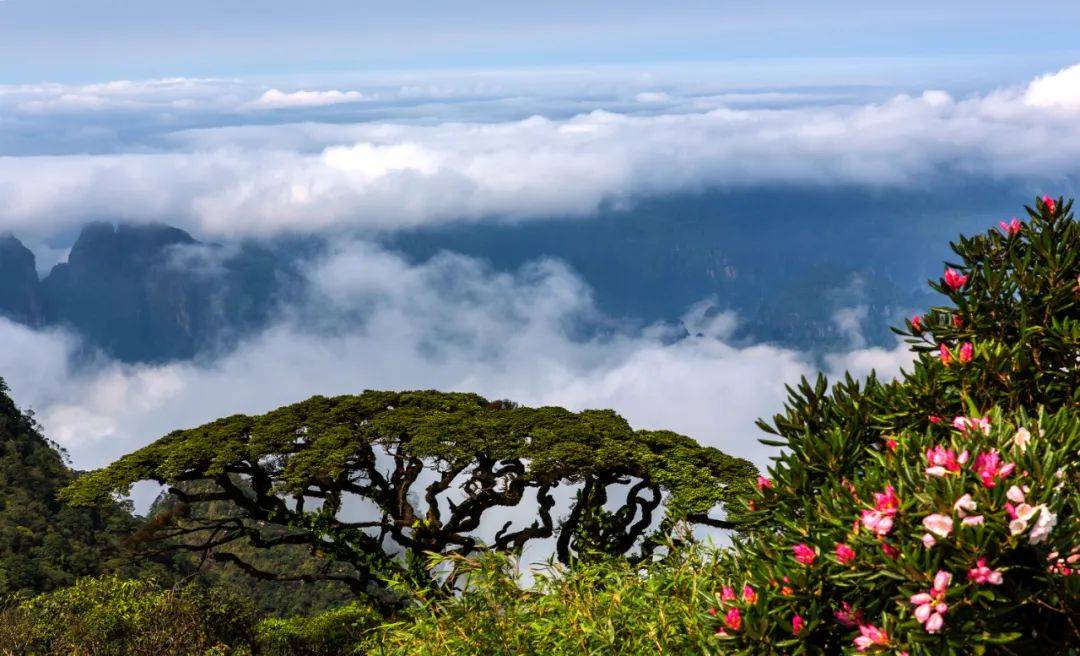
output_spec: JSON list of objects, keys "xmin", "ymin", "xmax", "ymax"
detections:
[
  {"xmin": 62, "ymin": 391, "xmax": 755, "ymax": 605},
  {"xmin": 312, "ymin": 549, "xmax": 726, "ymax": 655},
  {"xmin": 256, "ymin": 601, "xmax": 380, "ymax": 656},
  {"xmin": 708, "ymin": 197, "xmax": 1079, "ymax": 653},
  {"xmin": 0, "ymin": 378, "xmax": 148, "ymax": 595},
  {"xmin": 0, "ymin": 575, "xmax": 258, "ymax": 656}
]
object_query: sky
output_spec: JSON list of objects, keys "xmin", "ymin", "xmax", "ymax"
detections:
[
  {"xmin": 0, "ymin": 1, "xmax": 1078, "ymax": 519},
  {"xmin": 2, "ymin": 1, "xmax": 1080, "ymax": 82}
]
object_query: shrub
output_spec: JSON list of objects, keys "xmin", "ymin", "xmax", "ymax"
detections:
[
  {"xmin": 365, "ymin": 550, "xmax": 728, "ymax": 655},
  {"xmin": 256, "ymin": 602, "xmax": 381, "ymax": 656},
  {"xmin": 0, "ymin": 575, "xmax": 258, "ymax": 656},
  {"xmin": 707, "ymin": 196, "xmax": 1079, "ymax": 653}
]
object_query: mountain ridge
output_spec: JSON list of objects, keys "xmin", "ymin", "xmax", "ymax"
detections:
[{"xmin": 0, "ymin": 223, "xmax": 294, "ymax": 363}]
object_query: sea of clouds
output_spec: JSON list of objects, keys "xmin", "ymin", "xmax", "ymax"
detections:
[
  {"xmin": 1, "ymin": 61, "xmax": 1078, "ymax": 501},
  {"xmin": 1, "ymin": 63, "xmax": 1079, "ymax": 240},
  {"xmin": 0, "ymin": 240, "xmax": 912, "ymax": 478}
]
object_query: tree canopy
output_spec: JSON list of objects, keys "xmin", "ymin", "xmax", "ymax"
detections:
[
  {"xmin": 0, "ymin": 378, "xmax": 142, "ymax": 594},
  {"xmin": 62, "ymin": 390, "xmax": 755, "ymax": 606}
]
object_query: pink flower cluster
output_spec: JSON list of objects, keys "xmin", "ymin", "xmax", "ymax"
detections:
[
  {"xmin": 952, "ymin": 415, "xmax": 991, "ymax": 435},
  {"xmin": 999, "ymin": 217, "xmax": 1022, "ymax": 236},
  {"xmin": 968, "ymin": 558, "xmax": 1003, "ymax": 585},
  {"xmin": 1042, "ymin": 195, "xmax": 1057, "ymax": 214},
  {"xmin": 910, "ymin": 571, "xmax": 951, "ymax": 633},
  {"xmin": 1048, "ymin": 548, "xmax": 1080, "ymax": 576},
  {"xmin": 925, "ymin": 445, "xmax": 968, "ymax": 476},
  {"xmin": 793, "ymin": 543, "xmax": 816, "ymax": 565},
  {"xmin": 853, "ymin": 624, "xmax": 889, "ymax": 651},
  {"xmin": 940, "ymin": 342, "xmax": 973, "ymax": 365},
  {"xmin": 943, "ymin": 268, "xmax": 968, "ymax": 291},
  {"xmin": 835, "ymin": 543, "xmax": 856, "ymax": 565},
  {"xmin": 860, "ymin": 485, "xmax": 899, "ymax": 537},
  {"xmin": 791, "ymin": 614, "xmax": 805, "ymax": 635},
  {"xmin": 972, "ymin": 449, "xmax": 1015, "ymax": 488}
]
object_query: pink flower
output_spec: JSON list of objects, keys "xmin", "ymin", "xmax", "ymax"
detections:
[
  {"xmin": 853, "ymin": 624, "xmax": 889, "ymax": 651},
  {"xmin": 792, "ymin": 614, "xmax": 805, "ymax": 635},
  {"xmin": 874, "ymin": 485, "xmax": 899, "ymax": 515},
  {"xmin": 910, "ymin": 571, "xmax": 951, "ymax": 633},
  {"xmin": 1042, "ymin": 195, "xmax": 1057, "ymax": 214},
  {"xmin": 721, "ymin": 586, "xmax": 736, "ymax": 602},
  {"xmin": 943, "ymin": 268, "xmax": 969, "ymax": 291},
  {"xmin": 724, "ymin": 607, "xmax": 742, "ymax": 631},
  {"xmin": 881, "ymin": 543, "xmax": 900, "ymax": 560},
  {"xmin": 911, "ymin": 314, "xmax": 923, "ymax": 333},
  {"xmin": 952, "ymin": 415, "xmax": 991, "ymax": 435},
  {"xmin": 922, "ymin": 513, "xmax": 953, "ymax": 538},
  {"xmin": 973, "ymin": 450, "xmax": 1015, "ymax": 488},
  {"xmin": 961, "ymin": 515, "xmax": 984, "ymax": 527},
  {"xmin": 835, "ymin": 543, "xmax": 856, "ymax": 565},
  {"xmin": 742, "ymin": 585, "xmax": 757, "ymax": 604},
  {"xmin": 939, "ymin": 343, "xmax": 952, "ymax": 366},
  {"xmin": 928, "ymin": 415, "xmax": 942, "ymax": 424},
  {"xmin": 999, "ymin": 218, "xmax": 1022, "ymax": 236},
  {"xmin": 958, "ymin": 342, "xmax": 973, "ymax": 363},
  {"xmin": 925, "ymin": 445, "xmax": 966, "ymax": 476},
  {"xmin": 861, "ymin": 510, "xmax": 891, "ymax": 536},
  {"xmin": 861, "ymin": 485, "xmax": 900, "ymax": 537},
  {"xmin": 921, "ymin": 533, "xmax": 937, "ymax": 548},
  {"xmin": 756, "ymin": 475, "xmax": 773, "ymax": 490},
  {"xmin": 834, "ymin": 602, "xmax": 862, "ymax": 628},
  {"xmin": 793, "ymin": 543, "xmax": 816, "ymax": 565},
  {"xmin": 968, "ymin": 558, "xmax": 1003, "ymax": 585}
]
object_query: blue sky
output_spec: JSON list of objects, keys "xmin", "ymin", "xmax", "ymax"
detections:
[{"xmin": 3, "ymin": 1, "xmax": 1080, "ymax": 83}]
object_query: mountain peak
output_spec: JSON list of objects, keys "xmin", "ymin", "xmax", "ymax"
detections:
[
  {"xmin": 66, "ymin": 222, "xmax": 198, "ymax": 274},
  {"xmin": 0, "ymin": 233, "xmax": 44, "ymax": 326}
]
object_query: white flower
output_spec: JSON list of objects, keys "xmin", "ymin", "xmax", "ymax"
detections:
[
  {"xmin": 1012, "ymin": 427, "xmax": 1031, "ymax": 452},
  {"xmin": 1006, "ymin": 485, "xmax": 1026, "ymax": 504},
  {"xmin": 953, "ymin": 494, "xmax": 977, "ymax": 517},
  {"xmin": 1015, "ymin": 503, "xmax": 1039, "ymax": 521},
  {"xmin": 1028, "ymin": 505, "xmax": 1057, "ymax": 545},
  {"xmin": 922, "ymin": 513, "xmax": 954, "ymax": 538}
]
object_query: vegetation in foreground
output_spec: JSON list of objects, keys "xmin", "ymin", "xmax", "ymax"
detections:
[{"xmin": 0, "ymin": 196, "xmax": 1076, "ymax": 655}]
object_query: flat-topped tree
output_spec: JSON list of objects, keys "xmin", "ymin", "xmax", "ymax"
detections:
[{"xmin": 62, "ymin": 390, "xmax": 755, "ymax": 607}]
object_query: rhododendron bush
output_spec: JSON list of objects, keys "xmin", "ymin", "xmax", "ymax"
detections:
[{"xmin": 711, "ymin": 197, "xmax": 1078, "ymax": 654}]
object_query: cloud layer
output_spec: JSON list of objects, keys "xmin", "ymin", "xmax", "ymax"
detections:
[
  {"xmin": 0, "ymin": 64, "xmax": 1078, "ymax": 239},
  {"xmin": 0, "ymin": 243, "xmax": 912, "ymax": 483}
]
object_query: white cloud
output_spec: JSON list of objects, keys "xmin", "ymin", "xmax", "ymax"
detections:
[
  {"xmin": 0, "ymin": 63, "xmax": 1078, "ymax": 238},
  {"xmin": 634, "ymin": 91, "xmax": 670, "ymax": 103},
  {"xmin": 0, "ymin": 243, "xmax": 915, "ymax": 482},
  {"xmin": 2, "ymin": 77, "xmax": 248, "ymax": 113},
  {"xmin": 1023, "ymin": 63, "xmax": 1080, "ymax": 109},
  {"xmin": 245, "ymin": 88, "xmax": 366, "ymax": 110}
]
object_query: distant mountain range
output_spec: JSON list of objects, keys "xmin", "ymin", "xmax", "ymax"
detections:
[{"xmin": 0, "ymin": 185, "xmax": 1024, "ymax": 364}]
